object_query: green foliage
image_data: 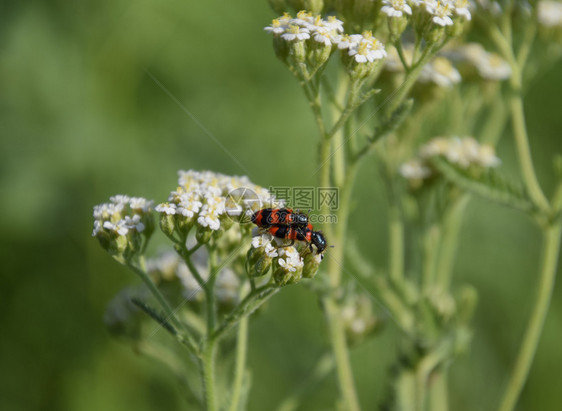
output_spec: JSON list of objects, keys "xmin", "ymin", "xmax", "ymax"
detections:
[{"xmin": 430, "ymin": 156, "xmax": 537, "ymax": 214}]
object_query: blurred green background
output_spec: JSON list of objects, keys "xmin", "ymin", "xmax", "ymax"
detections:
[{"xmin": 1, "ymin": 1, "xmax": 561, "ymax": 410}]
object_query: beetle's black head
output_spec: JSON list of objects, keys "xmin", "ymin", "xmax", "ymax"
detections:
[
  {"xmin": 293, "ymin": 213, "xmax": 309, "ymax": 226},
  {"xmin": 310, "ymin": 231, "xmax": 327, "ymax": 254}
]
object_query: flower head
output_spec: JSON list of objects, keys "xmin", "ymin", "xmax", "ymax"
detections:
[{"xmin": 381, "ymin": 0, "xmax": 413, "ymax": 18}]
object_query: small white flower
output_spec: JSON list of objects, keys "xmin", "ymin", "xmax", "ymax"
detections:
[
  {"xmin": 291, "ymin": 10, "xmax": 314, "ymax": 26},
  {"xmin": 400, "ymin": 159, "xmax": 432, "ymax": 180},
  {"xmin": 454, "ymin": 0, "xmax": 471, "ymax": 20},
  {"xmin": 418, "ymin": 56, "xmax": 461, "ymax": 87},
  {"xmin": 313, "ymin": 31, "xmax": 333, "ymax": 46},
  {"xmin": 350, "ymin": 318, "xmax": 367, "ymax": 334},
  {"xmin": 335, "ymin": 34, "xmax": 362, "ymax": 50},
  {"xmin": 427, "ymin": 1, "xmax": 454, "ymax": 26},
  {"xmin": 197, "ymin": 203, "xmax": 223, "ymax": 231},
  {"xmin": 110, "ymin": 194, "xmax": 130, "ymax": 204},
  {"xmin": 123, "ymin": 214, "xmax": 145, "ymax": 233},
  {"xmin": 348, "ymin": 34, "xmax": 387, "ymax": 63},
  {"xmin": 477, "ymin": 144, "xmax": 501, "ymax": 167},
  {"xmin": 103, "ymin": 219, "xmax": 129, "ymax": 236},
  {"xmin": 155, "ymin": 202, "xmax": 177, "ymax": 215},
  {"xmin": 325, "ymin": 16, "xmax": 344, "ymax": 32},
  {"xmin": 538, "ymin": 1, "xmax": 562, "ymax": 27},
  {"xmin": 129, "ymin": 197, "xmax": 153, "ymax": 212},
  {"xmin": 281, "ymin": 24, "xmax": 310, "ymax": 41},
  {"xmin": 92, "ymin": 220, "xmax": 102, "ymax": 236},
  {"xmin": 477, "ymin": 52, "xmax": 512, "ymax": 80},
  {"xmin": 264, "ymin": 18, "xmax": 287, "ymax": 35},
  {"xmin": 381, "ymin": 0, "xmax": 413, "ymax": 17}
]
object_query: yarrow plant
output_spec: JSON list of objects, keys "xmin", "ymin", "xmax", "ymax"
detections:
[
  {"xmin": 93, "ymin": 0, "xmax": 562, "ymax": 410},
  {"xmin": 93, "ymin": 170, "xmax": 324, "ymax": 410}
]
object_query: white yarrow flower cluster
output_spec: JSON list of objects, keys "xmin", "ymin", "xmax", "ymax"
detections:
[
  {"xmin": 401, "ymin": 137, "xmax": 501, "ymax": 183},
  {"xmin": 447, "ymin": 43, "xmax": 511, "ymax": 81},
  {"xmin": 93, "ymin": 195, "xmax": 153, "ymax": 237},
  {"xmin": 278, "ymin": 247, "xmax": 304, "ymax": 273},
  {"xmin": 155, "ymin": 170, "xmax": 276, "ymax": 232},
  {"xmin": 421, "ymin": 137, "xmax": 501, "ymax": 168},
  {"xmin": 418, "ymin": 56, "xmax": 461, "ymax": 87},
  {"xmin": 337, "ymin": 31, "xmax": 387, "ymax": 63},
  {"xmin": 400, "ymin": 158, "xmax": 433, "ymax": 180},
  {"xmin": 264, "ymin": 11, "xmax": 344, "ymax": 46}
]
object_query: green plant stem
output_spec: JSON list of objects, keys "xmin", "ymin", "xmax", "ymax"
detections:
[
  {"xmin": 498, "ymin": 223, "xmax": 562, "ymax": 411},
  {"xmin": 228, "ymin": 315, "xmax": 249, "ymax": 411},
  {"xmin": 389, "ymin": 195, "xmax": 405, "ymax": 283},
  {"xmin": 206, "ymin": 248, "xmax": 218, "ymax": 335},
  {"xmin": 323, "ymin": 162, "xmax": 361, "ymax": 411},
  {"xmin": 332, "ymin": 77, "xmax": 350, "ymax": 187},
  {"xmin": 213, "ymin": 285, "xmax": 278, "ymax": 341},
  {"xmin": 202, "ymin": 339, "xmax": 218, "ymax": 411},
  {"xmin": 429, "ymin": 370, "xmax": 449, "ymax": 411},
  {"xmin": 323, "ymin": 297, "xmax": 361, "ymax": 411},
  {"xmin": 422, "ymin": 225, "xmax": 440, "ymax": 292},
  {"xmin": 435, "ymin": 195, "xmax": 470, "ymax": 290},
  {"xmin": 385, "ymin": 46, "xmax": 434, "ymax": 117},
  {"xmin": 509, "ymin": 83, "xmax": 550, "ymax": 212}
]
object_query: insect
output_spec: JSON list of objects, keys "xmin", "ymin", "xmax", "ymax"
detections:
[
  {"xmin": 268, "ymin": 223, "xmax": 328, "ymax": 254},
  {"xmin": 251, "ymin": 208, "xmax": 309, "ymax": 229}
]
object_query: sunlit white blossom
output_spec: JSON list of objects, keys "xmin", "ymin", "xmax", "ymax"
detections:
[
  {"xmin": 281, "ymin": 24, "xmax": 310, "ymax": 41},
  {"xmin": 538, "ymin": 1, "xmax": 562, "ymax": 27},
  {"xmin": 418, "ymin": 56, "xmax": 461, "ymax": 87},
  {"xmin": 426, "ymin": 1, "xmax": 454, "ymax": 26},
  {"xmin": 381, "ymin": 0, "xmax": 413, "ymax": 17},
  {"xmin": 400, "ymin": 159, "xmax": 432, "ymax": 180}
]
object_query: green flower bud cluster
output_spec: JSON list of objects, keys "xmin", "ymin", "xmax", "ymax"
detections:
[
  {"xmin": 265, "ymin": 11, "xmax": 346, "ymax": 80},
  {"xmin": 247, "ymin": 233, "xmax": 324, "ymax": 286},
  {"xmin": 92, "ymin": 195, "xmax": 155, "ymax": 263}
]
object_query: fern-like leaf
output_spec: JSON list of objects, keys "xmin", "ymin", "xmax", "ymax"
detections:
[{"xmin": 430, "ymin": 156, "xmax": 536, "ymax": 214}]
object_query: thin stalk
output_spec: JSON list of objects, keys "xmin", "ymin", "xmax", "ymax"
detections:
[
  {"xmin": 206, "ymin": 248, "xmax": 219, "ymax": 335},
  {"xmin": 333, "ymin": 76, "xmax": 350, "ymax": 187},
  {"xmin": 323, "ymin": 297, "xmax": 361, "ymax": 411},
  {"xmin": 435, "ymin": 195, "xmax": 470, "ymax": 290},
  {"xmin": 429, "ymin": 370, "xmax": 449, "ymax": 411},
  {"xmin": 385, "ymin": 46, "xmax": 434, "ymax": 117},
  {"xmin": 202, "ymin": 339, "xmax": 218, "ymax": 411},
  {"xmin": 388, "ymin": 190, "xmax": 405, "ymax": 283},
  {"xmin": 490, "ymin": 20, "xmax": 549, "ymax": 211},
  {"xmin": 228, "ymin": 316, "xmax": 249, "ymax": 411},
  {"xmin": 323, "ymin": 163, "xmax": 361, "ymax": 411},
  {"xmin": 422, "ymin": 225, "xmax": 440, "ymax": 292},
  {"xmin": 508, "ymin": 83, "xmax": 550, "ymax": 212},
  {"xmin": 498, "ymin": 223, "xmax": 562, "ymax": 411}
]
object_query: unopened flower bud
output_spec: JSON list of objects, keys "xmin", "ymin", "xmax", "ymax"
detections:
[
  {"xmin": 302, "ymin": 251, "xmax": 322, "ymax": 278},
  {"xmin": 246, "ymin": 247, "xmax": 273, "ymax": 277},
  {"xmin": 196, "ymin": 225, "xmax": 212, "ymax": 244},
  {"xmin": 273, "ymin": 261, "xmax": 303, "ymax": 286}
]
